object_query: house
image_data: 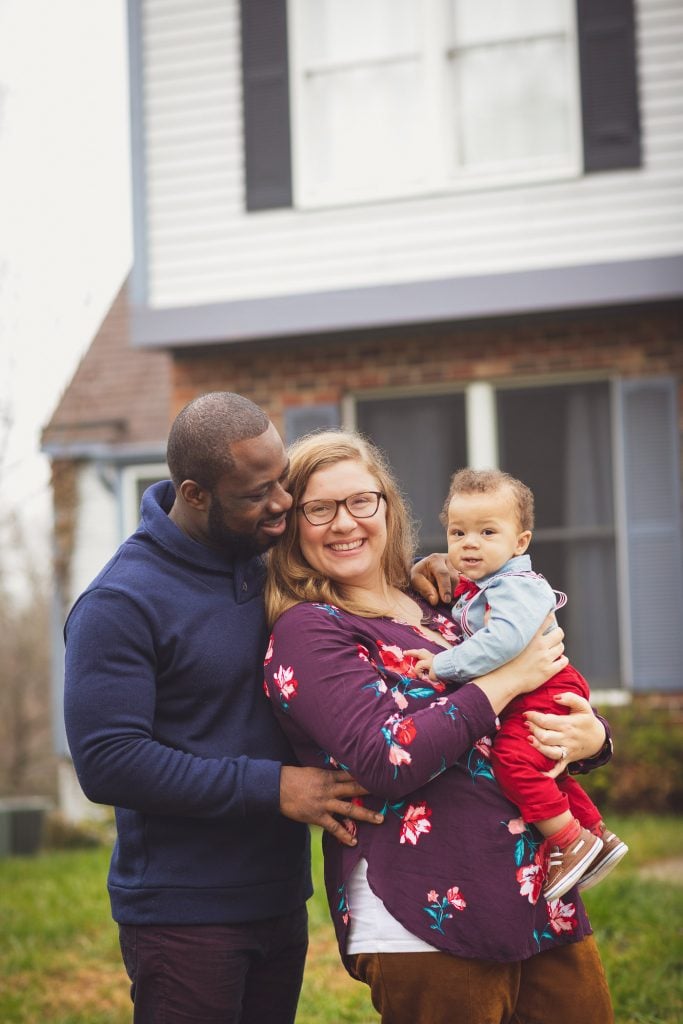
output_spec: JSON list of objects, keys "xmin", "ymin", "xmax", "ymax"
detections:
[
  {"xmin": 45, "ymin": 0, "xmax": 682, "ymax": 796},
  {"xmin": 42, "ymin": 279, "xmax": 171, "ymax": 803}
]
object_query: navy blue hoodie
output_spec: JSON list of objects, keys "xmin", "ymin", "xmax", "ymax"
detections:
[{"xmin": 64, "ymin": 481, "xmax": 311, "ymax": 925}]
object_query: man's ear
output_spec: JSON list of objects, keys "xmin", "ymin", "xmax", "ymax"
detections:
[
  {"xmin": 515, "ymin": 530, "xmax": 532, "ymax": 555},
  {"xmin": 178, "ymin": 479, "xmax": 210, "ymax": 511}
]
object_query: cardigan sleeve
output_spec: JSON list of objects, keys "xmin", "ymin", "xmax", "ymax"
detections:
[{"xmin": 264, "ymin": 603, "xmax": 498, "ymax": 801}]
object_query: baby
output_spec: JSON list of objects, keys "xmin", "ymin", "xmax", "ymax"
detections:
[{"xmin": 408, "ymin": 468, "xmax": 627, "ymax": 900}]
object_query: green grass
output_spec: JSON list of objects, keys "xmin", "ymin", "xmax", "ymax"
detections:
[{"xmin": 0, "ymin": 815, "xmax": 681, "ymax": 1023}]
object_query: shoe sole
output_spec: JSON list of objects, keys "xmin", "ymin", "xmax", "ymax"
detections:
[
  {"xmin": 543, "ymin": 838, "xmax": 603, "ymax": 902},
  {"xmin": 578, "ymin": 843, "xmax": 629, "ymax": 892}
]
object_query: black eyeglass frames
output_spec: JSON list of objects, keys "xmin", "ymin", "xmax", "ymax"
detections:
[{"xmin": 297, "ymin": 491, "xmax": 386, "ymax": 526}]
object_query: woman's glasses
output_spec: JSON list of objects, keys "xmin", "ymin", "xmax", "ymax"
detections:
[{"xmin": 297, "ymin": 491, "xmax": 386, "ymax": 526}]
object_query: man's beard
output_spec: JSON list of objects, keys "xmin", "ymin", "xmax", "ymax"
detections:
[{"xmin": 206, "ymin": 499, "xmax": 278, "ymax": 558}]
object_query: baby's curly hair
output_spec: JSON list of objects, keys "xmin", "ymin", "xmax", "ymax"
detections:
[{"xmin": 441, "ymin": 468, "xmax": 535, "ymax": 532}]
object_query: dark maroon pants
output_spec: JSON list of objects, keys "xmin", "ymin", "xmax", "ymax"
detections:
[{"xmin": 118, "ymin": 906, "xmax": 308, "ymax": 1024}]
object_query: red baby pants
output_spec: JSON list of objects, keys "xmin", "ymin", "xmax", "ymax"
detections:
[{"xmin": 490, "ymin": 664, "xmax": 602, "ymax": 826}]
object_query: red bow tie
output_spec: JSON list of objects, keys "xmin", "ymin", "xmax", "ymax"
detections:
[{"xmin": 454, "ymin": 577, "xmax": 480, "ymax": 601}]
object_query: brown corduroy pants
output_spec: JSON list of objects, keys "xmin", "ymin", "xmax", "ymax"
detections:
[{"xmin": 348, "ymin": 935, "xmax": 614, "ymax": 1024}]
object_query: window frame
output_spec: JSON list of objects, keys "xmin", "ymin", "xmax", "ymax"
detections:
[
  {"xmin": 120, "ymin": 462, "xmax": 169, "ymax": 540},
  {"xmin": 287, "ymin": 0, "xmax": 584, "ymax": 210}
]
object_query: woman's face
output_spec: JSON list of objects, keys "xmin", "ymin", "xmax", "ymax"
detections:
[{"xmin": 297, "ymin": 459, "xmax": 388, "ymax": 591}]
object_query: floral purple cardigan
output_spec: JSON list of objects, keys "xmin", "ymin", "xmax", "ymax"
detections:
[{"xmin": 263, "ymin": 596, "xmax": 611, "ymax": 965}]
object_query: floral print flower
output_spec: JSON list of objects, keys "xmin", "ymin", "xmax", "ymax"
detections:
[
  {"xmin": 341, "ymin": 798, "xmax": 366, "ymax": 842},
  {"xmin": 506, "ymin": 816, "xmax": 527, "ymax": 835},
  {"xmin": 446, "ymin": 886, "xmax": 467, "ymax": 911},
  {"xmin": 399, "ymin": 803, "xmax": 432, "ymax": 846},
  {"xmin": 264, "ymin": 634, "xmax": 274, "ymax": 665},
  {"xmin": 377, "ymin": 641, "xmax": 415, "ymax": 674},
  {"xmin": 517, "ymin": 856, "xmax": 544, "ymax": 905},
  {"xmin": 393, "ymin": 717, "xmax": 417, "ymax": 746},
  {"xmin": 546, "ymin": 898, "xmax": 577, "ymax": 935},
  {"xmin": 466, "ymin": 742, "xmax": 495, "ymax": 782},
  {"xmin": 337, "ymin": 884, "xmax": 350, "ymax": 927},
  {"xmin": 388, "ymin": 744, "xmax": 412, "ymax": 768},
  {"xmin": 423, "ymin": 885, "xmax": 467, "ymax": 933},
  {"xmin": 381, "ymin": 713, "xmax": 416, "ymax": 774},
  {"xmin": 430, "ymin": 612, "xmax": 459, "ymax": 644},
  {"xmin": 363, "ymin": 678, "xmax": 388, "ymax": 699},
  {"xmin": 474, "ymin": 736, "xmax": 492, "ymax": 759},
  {"xmin": 272, "ymin": 664, "xmax": 298, "ymax": 709}
]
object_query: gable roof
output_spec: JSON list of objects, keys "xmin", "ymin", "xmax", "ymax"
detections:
[{"xmin": 42, "ymin": 277, "xmax": 172, "ymax": 458}]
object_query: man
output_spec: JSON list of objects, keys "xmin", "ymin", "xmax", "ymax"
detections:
[{"xmin": 64, "ymin": 392, "xmax": 383, "ymax": 1024}]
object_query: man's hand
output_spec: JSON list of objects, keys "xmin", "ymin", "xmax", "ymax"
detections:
[
  {"xmin": 409, "ymin": 553, "xmax": 458, "ymax": 606},
  {"xmin": 279, "ymin": 767, "xmax": 384, "ymax": 847}
]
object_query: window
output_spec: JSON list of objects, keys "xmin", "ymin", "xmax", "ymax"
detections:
[
  {"xmin": 355, "ymin": 392, "xmax": 467, "ymax": 555},
  {"xmin": 120, "ymin": 463, "xmax": 168, "ymax": 539},
  {"xmin": 497, "ymin": 382, "xmax": 619, "ymax": 688},
  {"xmin": 353, "ymin": 381, "xmax": 619, "ymax": 687},
  {"xmin": 241, "ymin": 0, "xmax": 641, "ymax": 211},
  {"xmin": 288, "ymin": 0, "xmax": 581, "ymax": 207}
]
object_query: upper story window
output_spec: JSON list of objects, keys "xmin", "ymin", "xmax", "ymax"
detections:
[{"xmin": 288, "ymin": 0, "xmax": 581, "ymax": 208}]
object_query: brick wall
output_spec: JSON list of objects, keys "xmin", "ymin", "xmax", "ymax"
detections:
[{"xmin": 170, "ymin": 303, "xmax": 683, "ymax": 442}]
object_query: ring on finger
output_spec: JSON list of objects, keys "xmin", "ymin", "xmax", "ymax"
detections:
[{"xmin": 558, "ymin": 746, "xmax": 568, "ymax": 761}]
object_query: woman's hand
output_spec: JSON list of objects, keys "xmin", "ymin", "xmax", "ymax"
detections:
[
  {"xmin": 525, "ymin": 692, "xmax": 608, "ymax": 777},
  {"xmin": 471, "ymin": 615, "xmax": 567, "ymax": 714},
  {"xmin": 409, "ymin": 553, "xmax": 459, "ymax": 605}
]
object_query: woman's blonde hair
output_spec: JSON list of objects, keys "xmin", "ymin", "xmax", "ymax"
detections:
[{"xmin": 265, "ymin": 430, "xmax": 416, "ymax": 626}]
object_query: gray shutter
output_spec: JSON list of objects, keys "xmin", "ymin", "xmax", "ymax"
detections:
[
  {"xmin": 240, "ymin": 0, "xmax": 293, "ymax": 211},
  {"xmin": 577, "ymin": 0, "xmax": 642, "ymax": 172},
  {"xmin": 617, "ymin": 378, "xmax": 683, "ymax": 691},
  {"xmin": 284, "ymin": 404, "xmax": 341, "ymax": 445}
]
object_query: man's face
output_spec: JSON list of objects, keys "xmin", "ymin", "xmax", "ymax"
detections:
[{"xmin": 206, "ymin": 422, "xmax": 293, "ymax": 556}]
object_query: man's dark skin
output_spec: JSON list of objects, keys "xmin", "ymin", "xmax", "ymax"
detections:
[{"xmin": 169, "ymin": 420, "xmax": 383, "ymax": 845}]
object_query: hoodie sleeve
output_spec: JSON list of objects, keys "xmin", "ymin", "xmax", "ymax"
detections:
[{"xmin": 64, "ymin": 587, "xmax": 282, "ymax": 820}]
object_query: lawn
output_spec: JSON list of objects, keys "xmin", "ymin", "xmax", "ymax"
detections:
[{"xmin": 0, "ymin": 815, "xmax": 681, "ymax": 1023}]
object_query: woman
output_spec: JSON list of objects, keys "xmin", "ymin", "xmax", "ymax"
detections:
[{"xmin": 264, "ymin": 431, "xmax": 614, "ymax": 1024}]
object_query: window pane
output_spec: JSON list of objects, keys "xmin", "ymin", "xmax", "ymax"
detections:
[
  {"xmin": 453, "ymin": 39, "xmax": 574, "ymax": 170},
  {"xmin": 451, "ymin": 0, "xmax": 570, "ymax": 46},
  {"xmin": 303, "ymin": 61, "xmax": 424, "ymax": 193},
  {"xmin": 497, "ymin": 382, "xmax": 620, "ymax": 688},
  {"xmin": 356, "ymin": 393, "xmax": 467, "ymax": 556},
  {"xmin": 298, "ymin": 0, "xmax": 419, "ymax": 64}
]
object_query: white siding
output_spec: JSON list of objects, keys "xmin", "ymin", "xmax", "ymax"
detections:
[
  {"xmin": 69, "ymin": 466, "xmax": 121, "ymax": 608},
  {"xmin": 141, "ymin": 0, "xmax": 683, "ymax": 308}
]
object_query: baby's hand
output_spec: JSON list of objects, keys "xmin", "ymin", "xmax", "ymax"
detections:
[{"xmin": 405, "ymin": 648, "xmax": 439, "ymax": 682}]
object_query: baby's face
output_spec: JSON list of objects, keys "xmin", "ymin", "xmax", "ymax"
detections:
[{"xmin": 446, "ymin": 487, "xmax": 531, "ymax": 581}]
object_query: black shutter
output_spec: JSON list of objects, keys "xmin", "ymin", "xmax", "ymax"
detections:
[
  {"xmin": 240, "ymin": 0, "xmax": 293, "ymax": 210},
  {"xmin": 577, "ymin": 0, "xmax": 642, "ymax": 172}
]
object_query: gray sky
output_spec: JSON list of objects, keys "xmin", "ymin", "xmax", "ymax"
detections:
[{"xmin": 0, "ymin": 0, "xmax": 131, "ymax": 588}]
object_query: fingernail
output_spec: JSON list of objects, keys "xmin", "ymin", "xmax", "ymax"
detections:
[{"xmin": 374, "ymin": 814, "xmax": 384, "ymax": 823}]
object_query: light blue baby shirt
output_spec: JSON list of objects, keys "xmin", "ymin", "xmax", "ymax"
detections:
[{"xmin": 431, "ymin": 554, "xmax": 559, "ymax": 683}]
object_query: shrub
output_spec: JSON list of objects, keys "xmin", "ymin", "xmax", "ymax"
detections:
[
  {"xmin": 44, "ymin": 811, "xmax": 113, "ymax": 850},
  {"xmin": 581, "ymin": 699, "xmax": 683, "ymax": 813}
]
